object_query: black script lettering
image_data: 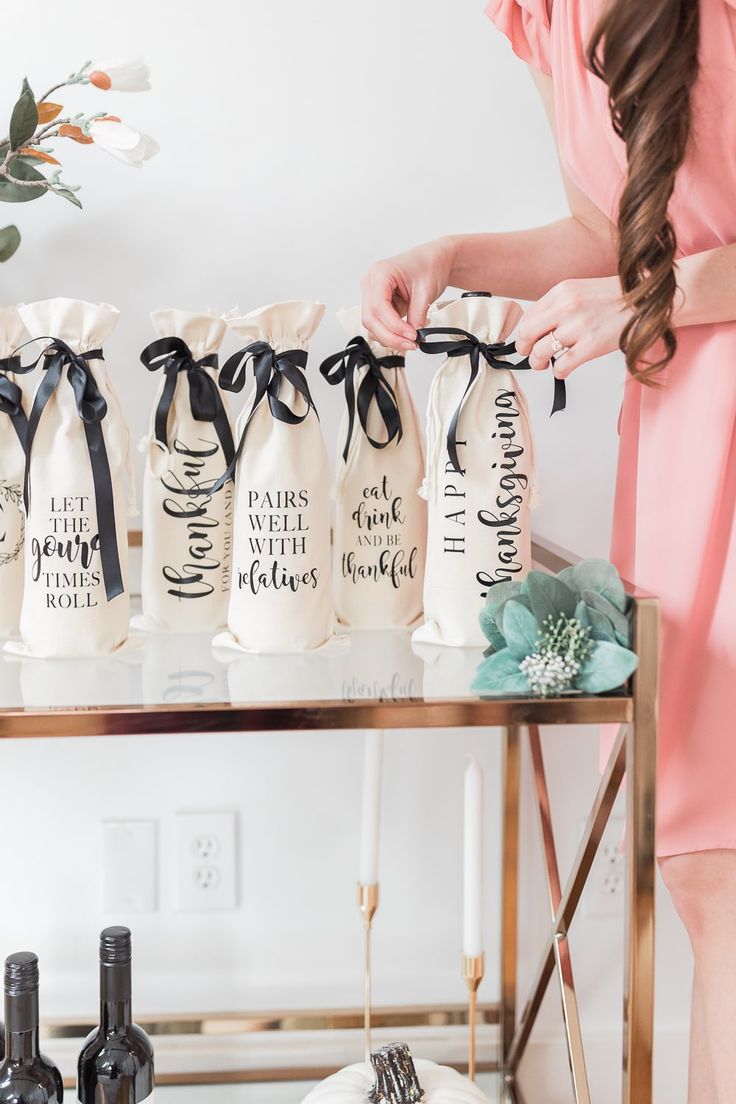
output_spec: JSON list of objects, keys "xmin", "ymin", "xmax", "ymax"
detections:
[
  {"xmin": 161, "ymin": 437, "xmax": 227, "ymax": 601},
  {"xmin": 239, "ymin": 559, "xmax": 319, "ymax": 595}
]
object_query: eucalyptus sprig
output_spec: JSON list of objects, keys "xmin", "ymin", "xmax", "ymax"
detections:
[{"xmin": 0, "ymin": 58, "xmax": 156, "ymax": 263}]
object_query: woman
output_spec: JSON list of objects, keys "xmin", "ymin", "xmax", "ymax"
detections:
[{"xmin": 360, "ymin": 1, "xmax": 736, "ymax": 1098}]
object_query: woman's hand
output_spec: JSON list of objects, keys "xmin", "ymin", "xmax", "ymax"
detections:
[
  {"xmin": 361, "ymin": 238, "xmax": 455, "ymax": 351},
  {"xmin": 515, "ymin": 275, "xmax": 632, "ymax": 377}
]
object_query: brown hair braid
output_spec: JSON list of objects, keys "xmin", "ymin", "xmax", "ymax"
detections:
[{"xmin": 587, "ymin": 0, "xmax": 700, "ymax": 381}]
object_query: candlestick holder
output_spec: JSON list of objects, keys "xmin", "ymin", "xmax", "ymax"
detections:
[
  {"xmin": 358, "ymin": 882, "xmax": 380, "ymax": 1063},
  {"xmin": 461, "ymin": 952, "xmax": 485, "ymax": 1081}
]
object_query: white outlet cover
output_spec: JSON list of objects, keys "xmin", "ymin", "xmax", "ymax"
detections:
[
  {"xmin": 176, "ymin": 811, "xmax": 237, "ymax": 912},
  {"xmin": 582, "ymin": 816, "xmax": 626, "ymax": 918},
  {"xmin": 102, "ymin": 820, "xmax": 158, "ymax": 914}
]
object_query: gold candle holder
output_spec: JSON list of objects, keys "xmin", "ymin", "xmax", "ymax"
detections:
[
  {"xmin": 462, "ymin": 952, "xmax": 485, "ymax": 1081},
  {"xmin": 358, "ymin": 882, "xmax": 380, "ymax": 1063}
]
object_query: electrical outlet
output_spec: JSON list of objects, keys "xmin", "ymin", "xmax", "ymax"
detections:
[
  {"xmin": 176, "ymin": 811, "xmax": 237, "ymax": 912},
  {"xmin": 582, "ymin": 816, "xmax": 625, "ymax": 917}
]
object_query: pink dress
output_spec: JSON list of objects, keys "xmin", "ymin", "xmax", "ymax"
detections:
[{"xmin": 486, "ymin": 0, "xmax": 736, "ymax": 856}]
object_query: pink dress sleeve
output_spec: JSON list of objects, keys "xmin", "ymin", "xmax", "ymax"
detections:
[{"xmin": 484, "ymin": 0, "xmax": 553, "ymax": 76}]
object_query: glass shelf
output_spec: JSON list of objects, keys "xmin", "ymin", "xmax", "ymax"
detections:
[
  {"xmin": 0, "ymin": 618, "xmax": 631, "ymax": 736},
  {"xmin": 0, "ymin": 538, "xmax": 637, "ymax": 737},
  {"xmin": 154, "ymin": 1073, "xmax": 502, "ymax": 1102}
]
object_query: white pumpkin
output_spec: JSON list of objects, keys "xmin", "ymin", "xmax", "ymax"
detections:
[{"xmin": 301, "ymin": 1057, "xmax": 489, "ymax": 1104}]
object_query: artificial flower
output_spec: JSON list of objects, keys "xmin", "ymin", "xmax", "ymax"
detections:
[
  {"xmin": 58, "ymin": 124, "xmax": 94, "ymax": 145},
  {"xmin": 87, "ymin": 58, "xmax": 151, "ymax": 92},
  {"xmin": 87, "ymin": 119, "xmax": 159, "ymax": 167}
]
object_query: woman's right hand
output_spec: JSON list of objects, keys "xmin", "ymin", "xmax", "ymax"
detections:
[{"xmin": 361, "ymin": 237, "xmax": 455, "ymax": 351}]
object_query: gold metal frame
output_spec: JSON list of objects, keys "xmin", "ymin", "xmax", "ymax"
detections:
[
  {"xmin": 4, "ymin": 536, "xmax": 658, "ymax": 1101},
  {"xmin": 500, "ymin": 541, "xmax": 660, "ymax": 1104},
  {"xmin": 44, "ymin": 1002, "xmax": 500, "ymax": 1040}
]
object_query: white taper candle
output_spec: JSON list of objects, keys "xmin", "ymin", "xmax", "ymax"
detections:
[
  {"xmin": 463, "ymin": 756, "xmax": 484, "ymax": 957},
  {"xmin": 359, "ymin": 729, "xmax": 384, "ymax": 886}
]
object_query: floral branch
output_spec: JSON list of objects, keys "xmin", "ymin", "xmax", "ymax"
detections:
[
  {"xmin": 36, "ymin": 60, "xmax": 93, "ymax": 106},
  {"xmin": 0, "ymin": 58, "xmax": 157, "ymax": 261}
]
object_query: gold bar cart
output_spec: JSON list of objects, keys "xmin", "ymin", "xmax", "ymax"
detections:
[{"xmin": 0, "ymin": 536, "xmax": 659, "ymax": 1103}]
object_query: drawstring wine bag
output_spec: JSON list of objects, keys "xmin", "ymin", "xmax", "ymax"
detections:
[
  {"xmin": 212, "ymin": 301, "xmax": 337, "ymax": 653},
  {"xmin": 5, "ymin": 299, "xmax": 133, "ymax": 659},
  {"xmin": 320, "ymin": 306, "xmax": 427, "ymax": 629},
  {"xmin": 412, "ymin": 293, "xmax": 560, "ymax": 649},
  {"xmin": 134, "ymin": 309, "xmax": 235, "ymax": 633},
  {"xmin": 0, "ymin": 308, "xmax": 31, "ymax": 638}
]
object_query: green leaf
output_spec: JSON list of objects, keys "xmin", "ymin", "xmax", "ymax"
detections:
[
  {"xmin": 573, "ymin": 559, "xmax": 627, "ymax": 613},
  {"xmin": 575, "ymin": 600, "xmax": 592, "ymax": 629},
  {"xmin": 502, "ymin": 601, "xmax": 542, "ymax": 659},
  {"xmin": 524, "ymin": 570, "xmax": 578, "ymax": 627},
  {"xmin": 472, "ymin": 648, "xmax": 530, "ymax": 696},
  {"xmin": 582, "ymin": 590, "xmax": 631, "ymax": 647},
  {"xmin": 0, "ymin": 156, "xmax": 47, "ymax": 203},
  {"xmin": 9, "ymin": 81, "xmax": 38, "ymax": 150},
  {"xmin": 556, "ymin": 565, "xmax": 580, "ymax": 595},
  {"xmin": 479, "ymin": 580, "xmax": 524, "ymax": 643},
  {"xmin": 492, "ymin": 594, "xmax": 532, "ymax": 643},
  {"xmin": 576, "ymin": 641, "xmax": 638, "ymax": 694},
  {"xmin": 0, "ymin": 224, "xmax": 20, "ymax": 262},
  {"xmin": 54, "ymin": 187, "xmax": 82, "ymax": 209},
  {"xmin": 483, "ymin": 579, "xmax": 524, "ymax": 617},
  {"xmin": 575, "ymin": 598, "xmax": 616, "ymax": 643},
  {"xmin": 479, "ymin": 614, "xmax": 506, "ymax": 654}
]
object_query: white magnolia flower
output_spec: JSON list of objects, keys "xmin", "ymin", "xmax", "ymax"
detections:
[
  {"xmin": 88, "ymin": 119, "xmax": 159, "ymax": 167},
  {"xmin": 88, "ymin": 58, "xmax": 151, "ymax": 92}
]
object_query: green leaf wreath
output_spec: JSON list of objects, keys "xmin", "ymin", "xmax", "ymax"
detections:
[{"xmin": 472, "ymin": 558, "xmax": 638, "ymax": 698}]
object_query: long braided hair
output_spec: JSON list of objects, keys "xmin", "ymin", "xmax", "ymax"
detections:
[{"xmin": 588, "ymin": 0, "xmax": 701, "ymax": 381}]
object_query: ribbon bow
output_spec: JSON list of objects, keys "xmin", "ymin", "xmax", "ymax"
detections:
[
  {"xmin": 0, "ymin": 356, "xmax": 29, "ymax": 450},
  {"xmin": 21, "ymin": 337, "xmax": 124, "ymax": 602},
  {"xmin": 213, "ymin": 340, "xmax": 315, "ymax": 491},
  {"xmin": 416, "ymin": 326, "xmax": 567, "ymax": 474},
  {"xmin": 320, "ymin": 335, "xmax": 404, "ymax": 461},
  {"xmin": 140, "ymin": 336, "xmax": 235, "ymax": 481}
]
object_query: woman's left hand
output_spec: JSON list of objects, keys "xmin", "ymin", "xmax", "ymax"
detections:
[{"xmin": 514, "ymin": 275, "xmax": 632, "ymax": 377}]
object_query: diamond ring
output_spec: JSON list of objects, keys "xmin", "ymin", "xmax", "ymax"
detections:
[{"xmin": 550, "ymin": 332, "xmax": 564, "ymax": 356}]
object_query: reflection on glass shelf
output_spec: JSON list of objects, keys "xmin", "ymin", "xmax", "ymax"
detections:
[
  {"xmin": 0, "ymin": 606, "xmax": 486, "ymax": 711},
  {"xmin": 158, "ymin": 1072, "xmax": 501, "ymax": 1102}
]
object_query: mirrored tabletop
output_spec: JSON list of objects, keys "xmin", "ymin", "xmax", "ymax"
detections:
[{"xmin": 0, "ymin": 620, "xmax": 631, "ymax": 735}]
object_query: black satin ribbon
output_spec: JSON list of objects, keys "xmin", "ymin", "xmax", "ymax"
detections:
[
  {"xmin": 0, "ymin": 356, "xmax": 29, "ymax": 450},
  {"xmin": 140, "ymin": 336, "xmax": 236, "ymax": 485},
  {"xmin": 417, "ymin": 326, "xmax": 567, "ymax": 474},
  {"xmin": 21, "ymin": 338, "xmax": 124, "ymax": 602},
  {"xmin": 213, "ymin": 341, "xmax": 315, "ymax": 491},
  {"xmin": 320, "ymin": 336, "xmax": 404, "ymax": 461}
]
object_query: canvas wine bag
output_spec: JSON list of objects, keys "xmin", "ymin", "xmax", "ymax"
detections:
[
  {"xmin": 0, "ymin": 307, "xmax": 31, "ymax": 638},
  {"xmin": 212, "ymin": 301, "xmax": 336, "ymax": 653},
  {"xmin": 320, "ymin": 306, "xmax": 427, "ymax": 629},
  {"xmin": 6, "ymin": 298, "xmax": 132, "ymax": 658},
  {"xmin": 135, "ymin": 309, "xmax": 235, "ymax": 633},
  {"xmin": 412, "ymin": 294, "xmax": 544, "ymax": 649}
]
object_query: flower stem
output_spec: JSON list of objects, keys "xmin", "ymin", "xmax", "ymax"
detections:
[{"xmin": 37, "ymin": 81, "xmax": 68, "ymax": 104}]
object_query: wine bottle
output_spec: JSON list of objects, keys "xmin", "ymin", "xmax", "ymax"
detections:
[
  {"xmin": 77, "ymin": 927, "xmax": 154, "ymax": 1103},
  {"xmin": 0, "ymin": 951, "xmax": 63, "ymax": 1103}
]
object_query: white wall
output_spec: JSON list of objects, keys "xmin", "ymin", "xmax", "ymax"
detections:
[{"xmin": 0, "ymin": 0, "xmax": 691, "ymax": 1101}]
